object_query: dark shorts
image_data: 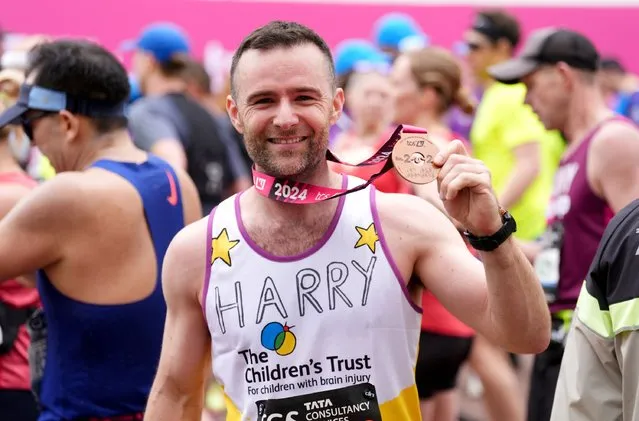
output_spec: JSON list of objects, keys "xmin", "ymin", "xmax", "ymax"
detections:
[
  {"xmin": 415, "ymin": 331, "xmax": 474, "ymax": 399},
  {"xmin": 0, "ymin": 389, "xmax": 39, "ymax": 421},
  {"xmin": 527, "ymin": 317, "xmax": 566, "ymax": 421}
]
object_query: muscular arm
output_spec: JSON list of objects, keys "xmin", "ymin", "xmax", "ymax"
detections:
[
  {"xmin": 0, "ymin": 176, "xmax": 76, "ymax": 282},
  {"xmin": 145, "ymin": 219, "xmax": 211, "ymax": 421},
  {"xmin": 382, "ymin": 193, "xmax": 550, "ymax": 353},
  {"xmin": 499, "ymin": 142, "xmax": 540, "ymax": 210},
  {"xmin": 589, "ymin": 122, "xmax": 639, "ymax": 213}
]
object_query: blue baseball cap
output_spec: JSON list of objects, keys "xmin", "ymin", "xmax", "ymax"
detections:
[
  {"xmin": 373, "ymin": 13, "xmax": 424, "ymax": 51},
  {"xmin": 123, "ymin": 22, "xmax": 191, "ymax": 63},
  {"xmin": 333, "ymin": 39, "xmax": 390, "ymax": 77}
]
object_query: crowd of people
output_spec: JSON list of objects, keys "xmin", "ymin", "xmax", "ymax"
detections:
[{"xmin": 0, "ymin": 8, "xmax": 638, "ymax": 421}]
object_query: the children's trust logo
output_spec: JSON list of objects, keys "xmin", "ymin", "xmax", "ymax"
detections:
[{"xmin": 260, "ymin": 321, "xmax": 297, "ymax": 356}]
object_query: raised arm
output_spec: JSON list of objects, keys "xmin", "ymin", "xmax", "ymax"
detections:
[
  {"xmin": 144, "ymin": 218, "xmax": 212, "ymax": 421},
  {"xmin": 385, "ymin": 140, "xmax": 550, "ymax": 353}
]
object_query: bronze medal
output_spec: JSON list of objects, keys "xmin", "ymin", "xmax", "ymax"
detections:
[{"xmin": 391, "ymin": 131, "xmax": 440, "ymax": 184}]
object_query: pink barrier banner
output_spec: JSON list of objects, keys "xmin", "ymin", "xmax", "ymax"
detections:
[{"xmin": 3, "ymin": 0, "xmax": 639, "ymax": 73}]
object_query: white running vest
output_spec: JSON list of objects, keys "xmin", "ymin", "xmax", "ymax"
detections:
[{"xmin": 204, "ymin": 176, "xmax": 422, "ymax": 421}]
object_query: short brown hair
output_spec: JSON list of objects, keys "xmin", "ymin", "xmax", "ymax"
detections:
[
  {"xmin": 406, "ymin": 47, "xmax": 475, "ymax": 115},
  {"xmin": 181, "ymin": 59, "xmax": 212, "ymax": 94},
  {"xmin": 230, "ymin": 21, "xmax": 335, "ymax": 98}
]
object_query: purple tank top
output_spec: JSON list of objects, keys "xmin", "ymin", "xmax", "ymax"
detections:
[{"xmin": 544, "ymin": 118, "xmax": 624, "ymax": 313}]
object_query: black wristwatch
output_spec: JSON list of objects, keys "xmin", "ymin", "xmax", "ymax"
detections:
[{"xmin": 463, "ymin": 208, "xmax": 517, "ymax": 252}]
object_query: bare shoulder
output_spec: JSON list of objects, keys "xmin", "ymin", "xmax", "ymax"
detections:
[
  {"xmin": 374, "ymin": 189, "xmax": 463, "ymax": 262},
  {"xmin": 9, "ymin": 173, "xmax": 94, "ymax": 223},
  {"xmin": 591, "ymin": 120, "xmax": 639, "ymax": 158},
  {"xmin": 163, "ymin": 216, "xmax": 210, "ymax": 304}
]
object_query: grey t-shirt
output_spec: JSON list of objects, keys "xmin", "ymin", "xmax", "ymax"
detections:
[{"xmin": 127, "ymin": 95, "xmax": 248, "ymax": 181}]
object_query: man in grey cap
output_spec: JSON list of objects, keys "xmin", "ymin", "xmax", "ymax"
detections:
[{"xmin": 490, "ymin": 28, "xmax": 639, "ymax": 421}]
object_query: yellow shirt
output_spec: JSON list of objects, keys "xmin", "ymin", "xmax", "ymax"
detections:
[{"xmin": 471, "ymin": 82, "xmax": 564, "ymax": 241}]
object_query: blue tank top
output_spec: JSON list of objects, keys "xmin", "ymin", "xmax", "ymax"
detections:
[{"xmin": 35, "ymin": 156, "xmax": 184, "ymax": 420}]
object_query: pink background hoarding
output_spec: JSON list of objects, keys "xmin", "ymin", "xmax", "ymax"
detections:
[{"xmin": 3, "ymin": 0, "xmax": 639, "ymax": 73}]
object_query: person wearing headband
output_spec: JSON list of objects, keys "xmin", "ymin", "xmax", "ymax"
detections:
[
  {"xmin": 144, "ymin": 20, "xmax": 550, "ymax": 421},
  {"xmin": 0, "ymin": 39, "xmax": 202, "ymax": 421}
]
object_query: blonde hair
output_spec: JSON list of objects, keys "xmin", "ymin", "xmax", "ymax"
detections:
[
  {"xmin": 405, "ymin": 46, "xmax": 475, "ymax": 115},
  {"xmin": 0, "ymin": 93, "xmax": 13, "ymax": 140}
]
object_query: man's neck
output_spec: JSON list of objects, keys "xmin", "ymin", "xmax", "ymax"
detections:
[
  {"xmin": 564, "ymin": 86, "xmax": 615, "ymax": 147},
  {"xmin": 74, "ymin": 131, "xmax": 146, "ymax": 171},
  {"xmin": 253, "ymin": 160, "xmax": 342, "ymax": 222}
]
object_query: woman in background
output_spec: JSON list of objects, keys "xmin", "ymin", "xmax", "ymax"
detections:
[
  {"xmin": 330, "ymin": 48, "xmax": 411, "ymax": 193},
  {"xmin": 390, "ymin": 46, "xmax": 476, "ymax": 421},
  {"xmin": 0, "ymin": 88, "xmax": 40, "ymax": 421}
]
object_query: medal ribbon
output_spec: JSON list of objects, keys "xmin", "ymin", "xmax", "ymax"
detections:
[{"xmin": 252, "ymin": 124, "xmax": 427, "ymax": 204}]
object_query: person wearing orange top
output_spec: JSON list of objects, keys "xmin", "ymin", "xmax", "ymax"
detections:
[{"xmin": 390, "ymin": 46, "xmax": 476, "ymax": 421}]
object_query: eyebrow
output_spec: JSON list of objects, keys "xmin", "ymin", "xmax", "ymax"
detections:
[{"xmin": 245, "ymin": 86, "xmax": 323, "ymax": 103}]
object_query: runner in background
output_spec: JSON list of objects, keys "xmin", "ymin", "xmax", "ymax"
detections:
[
  {"xmin": 126, "ymin": 22, "xmax": 250, "ymax": 214},
  {"xmin": 598, "ymin": 57, "xmax": 639, "ymax": 124},
  {"xmin": 0, "ymin": 61, "xmax": 55, "ymax": 183},
  {"xmin": 390, "ymin": 46, "xmax": 475, "ymax": 421},
  {"xmin": 329, "ymin": 39, "xmax": 384, "ymax": 146},
  {"xmin": 329, "ymin": 49, "xmax": 410, "ymax": 194},
  {"xmin": 463, "ymin": 9, "xmax": 566, "ymax": 421},
  {"xmin": 0, "ymin": 92, "xmax": 40, "ymax": 421},
  {"xmin": 372, "ymin": 13, "xmax": 429, "ymax": 62},
  {"xmin": 0, "ymin": 39, "xmax": 202, "ymax": 420},
  {"xmin": 490, "ymin": 27, "xmax": 639, "ymax": 421},
  {"xmin": 181, "ymin": 58, "xmax": 253, "ymax": 171}
]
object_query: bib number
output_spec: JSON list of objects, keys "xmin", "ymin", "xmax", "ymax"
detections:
[
  {"xmin": 534, "ymin": 247, "xmax": 560, "ymax": 303},
  {"xmin": 256, "ymin": 383, "xmax": 382, "ymax": 421}
]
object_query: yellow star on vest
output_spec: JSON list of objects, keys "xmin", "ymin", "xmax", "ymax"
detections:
[
  {"xmin": 354, "ymin": 223, "xmax": 379, "ymax": 254},
  {"xmin": 211, "ymin": 228, "xmax": 240, "ymax": 267}
]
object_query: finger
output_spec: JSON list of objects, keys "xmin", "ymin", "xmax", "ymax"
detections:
[
  {"xmin": 442, "ymin": 172, "xmax": 490, "ymax": 201},
  {"xmin": 437, "ymin": 158, "xmax": 485, "ymax": 191},
  {"xmin": 439, "ymin": 164, "xmax": 485, "ymax": 200},
  {"xmin": 433, "ymin": 139, "xmax": 469, "ymax": 167}
]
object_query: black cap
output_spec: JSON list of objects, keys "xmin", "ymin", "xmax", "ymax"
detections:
[{"xmin": 488, "ymin": 27, "xmax": 600, "ymax": 85}]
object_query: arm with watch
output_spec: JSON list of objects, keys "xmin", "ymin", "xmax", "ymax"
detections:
[{"xmin": 381, "ymin": 139, "xmax": 551, "ymax": 354}]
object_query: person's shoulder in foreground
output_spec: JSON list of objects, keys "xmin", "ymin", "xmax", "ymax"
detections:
[{"xmin": 551, "ymin": 198, "xmax": 639, "ymax": 421}]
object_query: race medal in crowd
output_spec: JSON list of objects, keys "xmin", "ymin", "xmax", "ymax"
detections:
[{"xmin": 391, "ymin": 131, "xmax": 440, "ymax": 185}]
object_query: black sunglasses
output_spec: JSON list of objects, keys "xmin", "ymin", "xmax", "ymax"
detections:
[{"xmin": 20, "ymin": 110, "xmax": 58, "ymax": 140}]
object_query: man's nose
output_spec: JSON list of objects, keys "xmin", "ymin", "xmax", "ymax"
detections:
[{"xmin": 273, "ymin": 99, "xmax": 299, "ymax": 129}]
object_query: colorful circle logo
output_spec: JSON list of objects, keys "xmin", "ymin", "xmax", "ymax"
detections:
[{"xmin": 261, "ymin": 322, "xmax": 297, "ymax": 356}]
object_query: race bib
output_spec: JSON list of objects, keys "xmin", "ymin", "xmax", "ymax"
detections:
[
  {"xmin": 256, "ymin": 383, "xmax": 382, "ymax": 421},
  {"xmin": 534, "ymin": 247, "xmax": 560, "ymax": 303}
]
